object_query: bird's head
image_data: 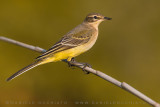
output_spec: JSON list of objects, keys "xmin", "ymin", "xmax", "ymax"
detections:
[{"xmin": 84, "ymin": 13, "xmax": 112, "ymax": 28}]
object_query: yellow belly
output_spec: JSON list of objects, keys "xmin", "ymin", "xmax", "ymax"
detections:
[
  {"xmin": 53, "ymin": 46, "xmax": 86, "ymax": 61},
  {"xmin": 40, "ymin": 45, "xmax": 88, "ymax": 64}
]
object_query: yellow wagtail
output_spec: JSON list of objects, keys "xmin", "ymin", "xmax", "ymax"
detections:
[{"xmin": 7, "ymin": 13, "xmax": 112, "ymax": 81}]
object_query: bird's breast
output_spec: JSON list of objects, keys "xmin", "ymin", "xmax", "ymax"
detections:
[{"xmin": 83, "ymin": 31, "xmax": 98, "ymax": 51}]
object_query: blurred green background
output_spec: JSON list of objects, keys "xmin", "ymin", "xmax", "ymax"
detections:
[{"xmin": 0, "ymin": 0, "xmax": 160, "ymax": 107}]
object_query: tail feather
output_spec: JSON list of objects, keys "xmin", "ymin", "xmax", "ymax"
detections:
[{"xmin": 6, "ymin": 60, "xmax": 42, "ymax": 81}]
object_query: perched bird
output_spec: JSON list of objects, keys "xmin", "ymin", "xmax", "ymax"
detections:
[{"xmin": 7, "ymin": 13, "xmax": 112, "ymax": 81}]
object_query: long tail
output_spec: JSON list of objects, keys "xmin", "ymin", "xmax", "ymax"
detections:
[{"xmin": 6, "ymin": 60, "xmax": 43, "ymax": 81}]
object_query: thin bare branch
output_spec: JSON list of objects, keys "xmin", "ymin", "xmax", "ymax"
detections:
[
  {"xmin": 0, "ymin": 36, "xmax": 159, "ymax": 107},
  {"xmin": 0, "ymin": 36, "xmax": 46, "ymax": 53}
]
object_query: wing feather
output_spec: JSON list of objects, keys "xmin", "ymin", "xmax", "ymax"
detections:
[{"xmin": 36, "ymin": 26, "xmax": 93, "ymax": 59}]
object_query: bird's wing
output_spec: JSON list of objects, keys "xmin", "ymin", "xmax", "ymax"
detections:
[{"xmin": 36, "ymin": 28, "xmax": 93, "ymax": 59}]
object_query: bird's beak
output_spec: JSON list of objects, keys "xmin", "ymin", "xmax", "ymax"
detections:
[{"xmin": 104, "ymin": 17, "xmax": 112, "ymax": 20}]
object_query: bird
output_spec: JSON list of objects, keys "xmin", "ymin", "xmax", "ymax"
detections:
[{"xmin": 6, "ymin": 13, "xmax": 112, "ymax": 81}]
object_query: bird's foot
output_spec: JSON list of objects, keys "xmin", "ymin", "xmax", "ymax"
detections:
[
  {"xmin": 81, "ymin": 63, "xmax": 92, "ymax": 74},
  {"xmin": 63, "ymin": 58, "xmax": 92, "ymax": 73}
]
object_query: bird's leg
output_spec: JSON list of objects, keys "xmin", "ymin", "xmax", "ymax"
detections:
[
  {"xmin": 63, "ymin": 57, "xmax": 92, "ymax": 73},
  {"xmin": 68, "ymin": 58, "xmax": 92, "ymax": 74},
  {"xmin": 81, "ymin": 63, "xmax": 92, "ymax": 74},
  {"xmin": 67, "ymin": 57, "xmax": 76, "ymax": 69}
]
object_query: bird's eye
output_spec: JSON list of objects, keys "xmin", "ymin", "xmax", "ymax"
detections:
[{"xmin": 94, "ymin": 16, "xmax": 97, "ymax": 19}]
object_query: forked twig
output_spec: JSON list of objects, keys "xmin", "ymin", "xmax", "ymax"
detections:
[{"xmin": 0, "ymin": 36, "xmax": 159, "ymax": 107}]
